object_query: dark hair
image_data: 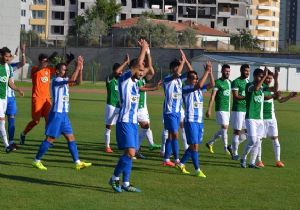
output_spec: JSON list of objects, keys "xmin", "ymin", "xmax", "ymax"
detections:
[
  {"xmin": 240, "ymin": 64, "xmax": 250, "ymax": 72},
  {"xmin": 267, "ymin": 70, "xmax": 274, "ymax": 76},
  {"xmin": 129, "ymin": 58, "xmax": 138, "ymax": 69},
  {"xmin": 38, "ymin": 53, "xmax": 48, "ymax": 61},
  {"xmin": 221, "ymin": 64, "xmax": 230, "ymax": 71},
  {"xmin": 169, "ymin": 59, "xmax": 180, "ymax": 70},
  {"xmin": 253, "ymin": 68, "xmax": 264, "ymax": 76},
  {"xmin": 0, "ymin": 47, "xmax": 11, "ymax": 56},
  {"xmin": 113, "ymin": 63, "xmax": 121, "ymax": 72},
  {"xmin": 56, "ymin": 62, "xmax": 67, "ymax": 72},
  {"xmin": 187, "ymin": 70, "xmax": 198, "ymax": 79}
]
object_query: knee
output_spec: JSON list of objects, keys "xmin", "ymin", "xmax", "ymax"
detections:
[{"xmin": 31, "ymin": 119, "xmax": 40, "ymax": 125}]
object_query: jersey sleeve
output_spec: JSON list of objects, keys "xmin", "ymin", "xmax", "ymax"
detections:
[
  {"xmin": 10, "ymin": 62, "xmax": 20, "ymax": 71},
  {"xmin": 119, "ymin": 70, "xmax": 132, "ymax": 83},
  {"xmin": 163, "ymin": 75, "xmax": 173, "ymax": 84},
  {"xmin": 182, "ymin": 86, "xmax": 195, "ymax": 94},
  {"xmin": 52, "ymin": 77, "xmax": 68, "ymax": 86},
  {"xmin": 231, "ymin": 80, "xmax": 238, "ymax": 91},
  {"xmin": 201, "ymin": 84, "xmax": 208, "ymax": 93},
  {"xmin": 213, "ymin": 80, "xmax": 220, "ymax": 91},
  {"xmin": 8, "ymin": 65, "xmax": 13, "ymax": 78}
]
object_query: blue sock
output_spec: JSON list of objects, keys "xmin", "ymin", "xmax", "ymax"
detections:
[
  {"xmin": 35, "ymin": 140, "xmax": 52, "ymax": 160},
  {"xmin": 180, "ymin": 148, "xmax": 192, "ymax": 164},
  {"xmin": 114, "ymin": 154, "xmax": 129, "ymax": 177},
  {"xmin": 122, "ymin": 155, "xmax": 132, "ymax": 182},
  {"xmin": 68, "ymin": 141, "xmax": 79, "ymax": 162},
  {"xmin": 164, "ymin": 139, "xmax": 172, "ymax": 159},
  {"xmin": 8, "ymin": 117, "xmax": 15, "ymax": 142},
  {"xmin": 171, "ymin": 139, "xmax": 179, "ymax": 160},
  {"xmin": 191, "ymin": 150, "xmax": 199, "ymax": 170}
]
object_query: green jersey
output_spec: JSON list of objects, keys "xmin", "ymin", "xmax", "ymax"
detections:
[
  {"xmin": 231, "ymin": 77, "xmax": 249, "ymax": 112},
  {"xmin": 0, "ymin": 64, "xmax": 12, "ymax": 99},
  {"xmin": 213, "ymin": 78, "xmax": 231, "ymax": 112},
  {"xmin": 106, "ymin": 75, "xmax": 120, "ymax": 108},
  {"xmin": 245, "ymin": 82, "xmax": 264, "ymax": 120},
  {"xmin": 263, "ymin": 86, "xmax": 275, "ymax": 120},
  {"xmin": 137, "ymin": 78, "xmax": 147, "ymax": 109}
]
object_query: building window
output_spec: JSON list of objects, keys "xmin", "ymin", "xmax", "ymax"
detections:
[
  {"xmin": 246, "ymin": 20, "xmax": 249, "ymax": 28},
  {"xmin": 272, "ymin": 21, "xmax": 275, "ymax": 26},
  {"xmin": 21, "ymin": 0, "xmax": 26, "ymax": 2},
  {"xmin": 80, "ymin": 2, "xmax": 85, "ymax": 9},
  {"xmin": 121, "ymin": 0, "xmax": 126, "ymax": 6},
  {"xmin": 52, "ymin": 11, "xmax": 65, "ymax": 20},
  {"xmin": 271, "ymin": 42, "xmax": 275, "ymax": 47},
  {"xmin": 121, "ymin": 13, "xmax": 126, "ymax": 20},
  {"xmin": 21, "ymin": 24, "xmax": 25, "ymax": 30},
  {"xmin": 32, "ymin": 25, "xmax": 45, "ymax": 33},
  {"xmin": 272, "ymin": 32, "xmax": 275, "ymax": 37},
  {"xmin": 70, "ymin": 0, "xmax": 76, "ymax": 5},
  {"xmin": 54, "ymin": 0, "xmax": 65, "ymax": 6},
  {"xmin": 32, "ymin": 11, "xmax": 45, "ymax": 19},
  {"xmin": 33, "ymin": 0, "xmax": 45, "ymax": 4},
  {"xmin": 52, "ymin": 26, "xmax": 64, "ymax": 35},
  {"xmin": 273, "ymin": 11, "xmax": 276, "ymax": 16},
  {"xmin": 69, "ymin": 12, "xmax": 75, "ymax": 19},
  {"xmin": 297, "ymin": 68, "xmax": 300, "ymax": 73},
  {"xmin": 211, "ymin": 21, "xmax": 215, "ymax": 28},
  {"xmin": 223, "ymin": 18, "xmax": 227, "ymax": 27},
  {"xmin": 21, "ymin": 10, "xmax": 26, "ymax": 17}
]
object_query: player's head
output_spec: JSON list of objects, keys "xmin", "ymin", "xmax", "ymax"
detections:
[
  {"xmin": 187, "ymin": 71, "xmax": 198, "ymax": 85},
  {"xmin": 112, "ymin": 63, "xmax": 122, "ymax": 78},
  {"xmin": 0, "ymin": 47, "xmax": 12, "ymax": 63},
  {"xmin": 56, "ymin": 63, "xmax": 67, "ymax": 77},
  {"xmin": 38, "ymin": 53, "xmax": 49, "ymax": 68},
  {"xmin": 240, "ymin": 64, "xmax": 250, "ymax": 79},
  {"xmin": 253, "ymin": 68, "xmax": 264, "ymax": 83},
  {"xmin": 221, "ymin": 64, "xmax": 230, "ymax": 79},
  {"xmin": 264, "ymin": 70, "xmax": 274, "ymax": 85},
  {"xmin": 169, "ymin": 59, "xmax": 181, "ymax": 75},
  {"xmin": 129, "ymin": 58, "xmax": 144, "ymax": 79}
]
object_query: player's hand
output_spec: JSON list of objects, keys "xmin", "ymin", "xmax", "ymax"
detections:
[
  {"xmin": 21, "ymin": 43, "xmax": 26, "ymax": 54},
  {"xmin": 179, "ymin": 49, "xmax": 187, "ymax": 62},
  {"xmin": 273, "ymin": 91, "xmax": 280, "ymax": 99},
  {"xmin": 205, "ymin": 110, "xmax": 211, "ymax": 119},
  {"xmin": 124, "ymin": 54, "xmax": 130, "ymax": 65},
  {"xmin": 14, "ymin": 47, "xmax": 19, "ymax": 56},
  {"xmin": 263, "ymin": 67, "xmax": 269, "ymax": 77},
  {"xmin": 274, "ymin": 69, "xmax": 279, "ymax": 80},
  {"xmin": 18, "ymin": 89, "xmax": 25, "ymax": 97},
  {"xmin": 205, "ymin": 61, "xmax": 212, "ymax": 72},
  {"xmin": 156, "ymin": 80, "xmax": 162, "ymax": 89}
]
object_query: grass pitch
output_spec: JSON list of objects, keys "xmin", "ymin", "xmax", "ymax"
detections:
[{"xmin": 0, "ymin": 82, "xmax": 299, "ymax": 210}]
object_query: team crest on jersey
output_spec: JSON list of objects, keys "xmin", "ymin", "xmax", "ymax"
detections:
[
  {"xmin": 0, "ymin": 76, "xmax": 8, "ymax": 83},
  {"xmin": 254, "ymin": 95, "xmax": 263, "ymax": 103},
  {"xmin": 223, "ymin": 90, "xmax": 230, "ymax": 96},
  {"xmin": 115, "ymin": 85, "xmax": 118, "ymax": 91},
  {"xmin": 63, "ymin": 96, "xmax": 69, "ymax": 102},
  {"xmin": 172, "ymin": 93, "xmax": 182, "ymax": 99},
  {"xmin": 41, "ymin": 76, "xmax": 49, "ymax": 83},
  {"xmin": 45, "ymin": 72, "xmax": 48, "ymax": 75},
  {"xmin": 193, "ymin": 102, "xmax": 203, "ymax": 108},
  {"xmin": 131, "ymin": 96, "xmax": 139, "ymax": 103},
  {"xmin": 241, "ymin": 91, "xmax": 245, "ymax": 96}
]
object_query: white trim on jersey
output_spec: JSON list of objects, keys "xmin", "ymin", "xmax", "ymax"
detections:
[{"xmin": 51, "ymin": 77, "xmax": 69, "ymax": 113}]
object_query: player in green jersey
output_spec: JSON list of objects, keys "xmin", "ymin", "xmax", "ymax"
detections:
[
  {"xmin": 240, "ymin": 68, "xmax": 268, "ymax": 168},
  {"xmin": 0, "ymin": 47, "xmax": 24, "ymax": 153},
  {"xmin": 256, "ymin": 70, "xmax": 297, "ymax": 168},
  {"xmin": 104, "ymin": 55, "xmax": 130, "ymax": 153},
  {"xmin": 229, "ymin": 64, "xmax": 250, "ymax": 160},
  {"xmin": 206, "ymin": 64, "xmax": 231, "ymax": 154}
]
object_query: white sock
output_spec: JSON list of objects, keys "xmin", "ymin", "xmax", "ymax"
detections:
[
  {"xmin": 139, "ymin": 128, "xmax": 147, "ymax": 146},
  {"xmin": 242, "ymin": 135, "xmax": 257, "ymax": 160},
  {"xmin": 221, "ymin": 128, "xmax": 228, "ymax": 150},
  {"xmin": 104, "ymin": 128, "xmax": 111, "ymax": 148},
  {"xmin": 112, "ymin": 175, "xmax": 119, "ymax": 181},
  {"xmin": 75, "ymin": 160, "xmax": 81, "ymax": 164},
  {"xmin": 123, "ymin": 181, "xmax": 130, "ymax": 187},
  {"xmin": 232, "ymin": 134, "xmax": 240, "ymax": 156},
  {"xmin": 145, "ymin": 128, "xmax": 154, "ymax": 146},
  {"xmin": 250, "ymin": 139, "xmax": 260, "ymax": 165},
  {"xmin": 181, "ymin": 127, "xmax": 188, "ymax": 150},
  {"xmin": 207, "ymin": 130, "xmax": 222, "ymax": 145},
  {"xmin": 161, "ymin": 129, "xmax": 168, "ymax": 153},
  {"xmin": 256, "ymin": 140, "xmax": 262, "ymax": 162},
  {"xmin": 272, "ymin": 138, "xmax": 280, "ymax": 161},
  {"xmin": 239, "ymin": 132, "xmax": 247, "ymax": 143},
  {"xmin": 0, "ymin": 120, "xmax": 9, "ymax": 148}
]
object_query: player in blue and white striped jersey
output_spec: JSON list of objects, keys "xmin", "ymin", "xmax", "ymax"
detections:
[
  {"xmin": 162, "ymin": 49, "xmax": 192, "ymax": 167},
  {"xmin": 109, "ymin": 39, "xmax": 149, "ymax": 193},
  {"xmin": 32, "ymin": 56, "xmax": 92, "ymax": 171},
  {"xmin": 176, "ymin": 62, "xmax": 215, "ymax": 177}
]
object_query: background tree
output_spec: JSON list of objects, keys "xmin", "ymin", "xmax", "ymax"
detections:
[
  {"xmin": 231, "ymin": 29, "xmax": 261, "ymax": 51},
  {"xmin": 179, "ymin": 28, "xmax": 197, "ymax": 47}
]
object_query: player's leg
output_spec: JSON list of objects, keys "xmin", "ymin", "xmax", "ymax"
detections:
[
  {"xmin": 206, "ymin": 112, "xmax": 223, "ymax": 153},
  {"xmin": 255, "ymin": 139, "xmax": 264, "ymax": 167},
  {"xmin": 270, "ymin": 119, "xmax": 284, "ymax": 167},
  {"xmin": 160, "ymin": 128, "xmax": 168, "ymax": 156},
  {"xmin": 248, "ymin": 137, "xmax": 261, "ymax": 169},
  {"xmin": 0, "ymin": 99, "xmax": 11, "ymax": 152},
  {"xmin": 104, "ymin": 105, "xmax": 118, "ymax": 153},
  {"xmin": 180, "ymin": 121, "xmax": 188, "ymax": 151},
  {"xmin": 6, "ymin": 97, "xmax": 17, "ymax": 149}
]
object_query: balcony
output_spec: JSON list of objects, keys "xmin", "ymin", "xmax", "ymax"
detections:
[
  {"xmin": 30, "ymin": 18, "xmax": 46, "ymax": 25},
  {"xmin": 256, "ymin": 15, "xmax": 278, "ymax": 21},
  {"xmin": 256, "ymin": 25, "xmax": 279, "ymax": 32},
  {"xmin": 218, "ymin": 11, "xmax": 231, "ymax": 17},
  {"xmin": 30, "ymin": 4, "xmax": 46, "ymax": 11}
]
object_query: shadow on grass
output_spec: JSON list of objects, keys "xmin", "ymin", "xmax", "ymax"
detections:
[{"xmin": 0, "ymin": 173, "xmax": 113, "ymax": 193}]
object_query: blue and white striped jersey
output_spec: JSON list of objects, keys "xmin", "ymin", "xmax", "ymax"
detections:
[
  {"xmin": 163, "ymin": 73, "xmax": 186, "ymax": 114},
  {"xmin": 7, "ymin": 63, "xmax": 18, "ymax": 98},
  {"xmin": 117, "ymin": 70, "xmax": 140, "ymax": 123},
  {"xmin": 182, "ymin": 84, "xmax": 207, "ymax": 123},
  {"xmin": 50, "ymin": 77, "xmax": 70, "ymax": 113}
]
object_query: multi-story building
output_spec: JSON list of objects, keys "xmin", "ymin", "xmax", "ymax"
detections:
[
  {"xmin": 249, "ymin": 0, "xmax": 280, "ymax": 52},
  {"xmin": 21, "ymin": 0, "xmax": 32, "ymax": 31},
  {"xmin": 0, "ymin": 0, "xmax": 20, "ymax": 50},
  {"xmin": 279, "ymin": 0, "xmax": 300, "ymax": 50},
  {"xmin": 29, "ymin": 0, "xmax": 49, "ymax": 40}
]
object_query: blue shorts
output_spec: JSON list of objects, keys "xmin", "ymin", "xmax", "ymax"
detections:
[
  {"xmin": 184, "ymin": 122, "xmax": 204, "ymax": 145},
  {"xmin": 6, "ymin": 97, "xmax": 17, "ymax": 115},
  {"xmin": 45, "ymin": 112, "xmax": 73, "ymax": 138},
  {"xmin": 116, "ymin": 122, "xmax": 138, "ymax": 150},
  {"xmin": 163, "ymin": 113, "xmax": 180, "ymax": 133}
]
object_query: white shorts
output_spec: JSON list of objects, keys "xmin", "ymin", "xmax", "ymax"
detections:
[
  {"xmin": 105, "ymin": 104, "xmax": 119, "ymax": 125},
  {"xmin": 263, "ymin": 119, "xmax": 278, "ymax": 138},
  {"xmin": 231, "ymin": 111, "xmax": 246, "ymax": 130},
  {"xmin": 0, "ymin": 99, "xmax": 7, "ymax": 118},
  {"xmin": 138, "ymin": 107, "xmax": 150, "ymax": 123},
  {"xmin": 180, "ymin": 108, "xmax": 185, "ymax": 122},
  {"xmin": 245, "ymin": 119, "xmax": 264, "ymax": 138},
  {"xmin": 216, "ymin": 111, "xmax": 230, "ymax": 126}
]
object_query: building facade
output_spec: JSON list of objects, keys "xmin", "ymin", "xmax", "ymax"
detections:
[{"xmin": 249, "ymin": 0, "xmax": 280, "ymax": 52}]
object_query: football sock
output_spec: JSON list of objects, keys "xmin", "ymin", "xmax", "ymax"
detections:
[
  {"xmin": 239, "ymin": 132, "xmax": 247, "ymax": 143},
  {"xmin": 256, "ymin": 140, "xmax": 262, "ymax": 162},
  {"xmin": 241, "ymin": 135, "xmax": 257, "ymax": 160},
  {"xmin": 145, "ymin": 128, "xmax": 154, "ymax": 146},
  {"xmin": 7, "ymin": 117, "xmax": 15, "ymax": 143},
  {"xmin": 207, "ymin": 130, "xmax": 222, "ymax": 145},
  {"xmin": 180, "ymin": 127, "xmax": 188, "ymax": 150},
  {"xmin": 68, "ymin": 140, "xmax": 80, "ymax": 162},
  {"xmin": 164, "ymin": 139, "xmax": 172, "ymax": 161},
  {"xmin": 180, "ymin": 148, "xmax": 191, "ymax": 164},
  {"xmin": 191, "ymin": 150, "xmax": 199, "ymax": 170},
  {"xmin": 250, "ymin": 139, "xmax": 260, "ymax": 165},
  {"xmin": 232, "ymin": 134, "xmax": 240, "ymax": 156},
  {"xmin": 272, "ymin": 138, "xmax": 280, "ymax": 161},
  {"xmin": 0, "ymin": 120, "xmax": 9, "ymax": 147},
  {"xmin": 35, "ymin": 140, "xmax": 53, "ymax": 160},
  {"xmin": 171, "ymin": 139, "xmax": 179, "ymax": 161},
  {"xmin": 113, "ymin": 154, "xmax": 130, "ymax": 177},
  {"xmin": 122, "ymin": 156, "xmax": 132, "ymax": 183},
  {"xmin": 221, "ymin": 128, "xmax": 228, "ymax": 150},
  {"xmin": 104, "ymin": 128, "xmax": 111, "ymax": 148},
  {"xmin": 161, "ymin": 129, "xmax": 168, "ymax": 153}
]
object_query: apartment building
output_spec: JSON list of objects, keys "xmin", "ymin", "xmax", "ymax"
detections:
[
  {"xmin": 249, "ymin": 0, "xmax": 280, "ymax": 52},
  {"xmin": 279, "ymin": 0, "xmax": 300, "ymax": 50}
]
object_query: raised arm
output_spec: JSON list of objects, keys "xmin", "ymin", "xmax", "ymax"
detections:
[
  {"xmin": 277, "ymin": 91, "xmax": 297, "ymax": 103},
  {"xmin": 269, "ymin": 69, "xmax": 279, "ymax": 92},
  {"xmin": 195, "ymin": 61, "xmax": 211, "ymax": 90},
  {"xmin": 116, "ymin": 54, "xmax": 130, "ymax": 75},
  {"xmin": 69, "ymin": 56, "xmax": 84, "ymax": 86},
  {"xmin": 254, "ymin": 67, "xmax": 268, "ymax": 91},
  {"xmin": 206, "ymin": 89, "xmax": 217, "ymax": 118},
  {"xmin": 144, "ymin": 48, "xmax": 155, "ymax": 81},
  {"xmin": 207, "ymin": 67, "xmax": 215, "ymax": 90},
  {"xmin": 16, "ymin": 44, "xmax": 26, "ymax": 69},
  {"xmin": 137, "ymin": 39, "xmax": 148, "ymax": 70},
  {"xmin": 139, "ymin": 80, "xmax": 162, "ymax": 92}
]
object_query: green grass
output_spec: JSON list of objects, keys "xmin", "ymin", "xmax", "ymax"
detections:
[{"xmin": 0, "ymin": 85, "xmax": 299, "ymax": 210}]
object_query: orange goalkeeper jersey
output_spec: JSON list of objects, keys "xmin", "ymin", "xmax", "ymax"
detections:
[{"xmin": 31, "ymin": 66, "xmax": 56, "ymax": 98}]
